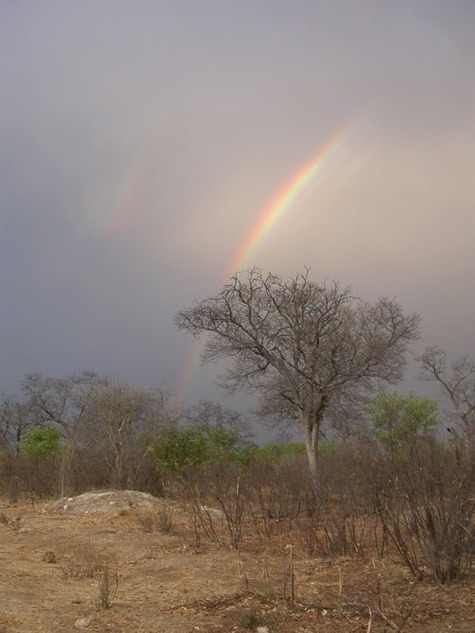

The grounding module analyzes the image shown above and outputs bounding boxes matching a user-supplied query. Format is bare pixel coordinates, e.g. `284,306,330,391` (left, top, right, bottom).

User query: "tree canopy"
370,390,439,457
176,269,420,488
19,425,62,461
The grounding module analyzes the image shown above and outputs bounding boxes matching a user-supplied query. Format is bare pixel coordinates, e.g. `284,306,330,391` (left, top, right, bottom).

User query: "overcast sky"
1,1,474,409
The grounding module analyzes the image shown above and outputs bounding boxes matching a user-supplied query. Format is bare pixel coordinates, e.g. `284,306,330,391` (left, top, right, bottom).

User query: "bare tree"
176,269,419,490
185,400,254,444
22,372,103,437
0,397,34,455
0,396,36,502
22,372,104,496
419,347,475,442
83,381,176,489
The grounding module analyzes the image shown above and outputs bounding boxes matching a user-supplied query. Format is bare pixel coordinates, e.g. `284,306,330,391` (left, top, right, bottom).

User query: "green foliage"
151,424,241,472
242,439,337,464
151,427,339,472
245,441,306,463
370,391,439,456
19,425,62,460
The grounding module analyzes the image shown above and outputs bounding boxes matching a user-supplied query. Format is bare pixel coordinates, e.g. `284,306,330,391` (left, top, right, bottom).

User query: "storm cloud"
1,1,474,405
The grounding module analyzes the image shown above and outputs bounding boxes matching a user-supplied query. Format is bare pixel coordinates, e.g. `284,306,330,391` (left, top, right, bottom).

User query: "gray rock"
74,616,94,629
48,490,161,514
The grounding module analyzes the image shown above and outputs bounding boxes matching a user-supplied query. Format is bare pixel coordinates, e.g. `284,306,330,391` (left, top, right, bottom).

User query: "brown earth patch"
0,495,474,632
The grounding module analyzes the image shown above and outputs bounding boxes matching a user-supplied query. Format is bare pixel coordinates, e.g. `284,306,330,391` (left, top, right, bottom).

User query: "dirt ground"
0,494,474,633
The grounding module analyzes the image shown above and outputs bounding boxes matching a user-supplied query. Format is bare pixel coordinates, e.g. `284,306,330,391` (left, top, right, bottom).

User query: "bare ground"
0,493,474,633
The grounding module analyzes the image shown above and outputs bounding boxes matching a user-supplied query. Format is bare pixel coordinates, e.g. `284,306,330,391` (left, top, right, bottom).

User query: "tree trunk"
303,421,320,497
59,437,75,499
7,455,18,504
113,444,124,489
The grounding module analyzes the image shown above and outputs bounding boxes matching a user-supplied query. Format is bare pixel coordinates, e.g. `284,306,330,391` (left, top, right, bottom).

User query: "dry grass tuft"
136,508,174,534
96,564,119,609
59,541,113,579
238,607,264,629
157,508,174,533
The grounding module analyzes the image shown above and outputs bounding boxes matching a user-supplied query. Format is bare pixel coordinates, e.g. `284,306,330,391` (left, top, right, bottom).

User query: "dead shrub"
296,514,319,557
60,541,111,579
369,440,475,582
238,607,267,629
136,508,174,534
186,463,246,548
292,446,375,558
136,509,155,533
157,508,173,533
187,493,222,546
295,512,358,558
96,564,119,609
246,458,314,540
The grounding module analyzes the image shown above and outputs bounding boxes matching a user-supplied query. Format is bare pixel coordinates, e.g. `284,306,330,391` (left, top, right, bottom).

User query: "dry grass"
97,565,119,609
0,496,474,632
58,540,116,579
136,507,174,534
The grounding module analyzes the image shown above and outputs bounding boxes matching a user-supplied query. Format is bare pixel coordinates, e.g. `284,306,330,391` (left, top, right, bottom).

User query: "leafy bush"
150,424,242,472
243,440,336,464
246,441,306,463
370,391,439,457
19,426,62,461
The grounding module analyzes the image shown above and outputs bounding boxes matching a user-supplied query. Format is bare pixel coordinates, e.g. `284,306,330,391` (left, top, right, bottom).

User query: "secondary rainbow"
227,131,344,275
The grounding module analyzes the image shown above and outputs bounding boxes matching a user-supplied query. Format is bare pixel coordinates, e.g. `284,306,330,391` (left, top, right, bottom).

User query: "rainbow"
177,130,346,404
227,131,344,275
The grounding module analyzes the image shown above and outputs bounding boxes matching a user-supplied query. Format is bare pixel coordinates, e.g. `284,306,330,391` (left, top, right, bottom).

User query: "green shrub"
150,425,242,472
19,426,62,461
246,441,305,463
369,391,439,458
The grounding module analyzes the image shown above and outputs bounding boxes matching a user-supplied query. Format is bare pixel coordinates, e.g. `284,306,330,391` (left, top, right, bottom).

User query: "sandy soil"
0,494,474,633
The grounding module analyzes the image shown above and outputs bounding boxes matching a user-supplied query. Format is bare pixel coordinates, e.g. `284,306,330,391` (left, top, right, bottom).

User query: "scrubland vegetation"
1,402,474,631
1,270,474,631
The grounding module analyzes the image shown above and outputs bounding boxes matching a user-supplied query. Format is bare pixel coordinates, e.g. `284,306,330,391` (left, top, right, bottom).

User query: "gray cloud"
0,1,473,405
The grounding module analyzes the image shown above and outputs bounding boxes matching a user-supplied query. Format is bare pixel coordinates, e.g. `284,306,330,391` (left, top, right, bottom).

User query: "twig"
366,607,373,633
237,550,249,591
377,607,401,631
262,557,271,595
284,544,296,608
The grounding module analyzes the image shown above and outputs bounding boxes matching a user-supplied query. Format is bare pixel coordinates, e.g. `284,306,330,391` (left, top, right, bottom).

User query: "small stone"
42,550,57,564
74,616,93,629
256,627,270,633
